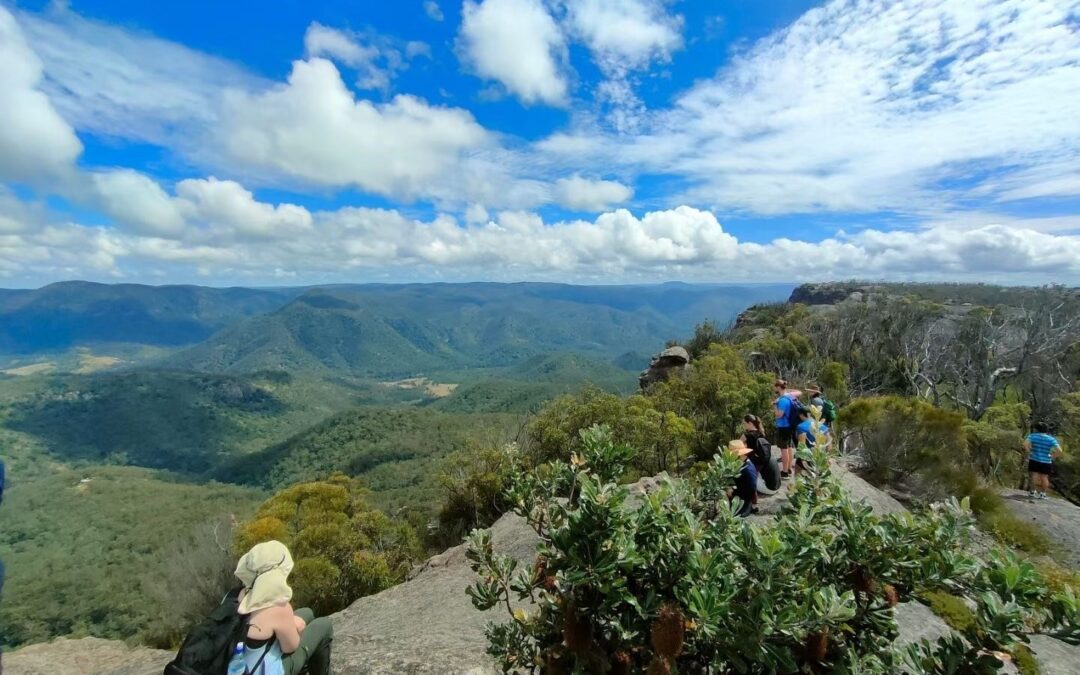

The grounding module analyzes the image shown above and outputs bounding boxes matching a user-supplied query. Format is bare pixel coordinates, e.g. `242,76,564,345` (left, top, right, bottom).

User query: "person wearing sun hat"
235,540,333,675
727,439,759,518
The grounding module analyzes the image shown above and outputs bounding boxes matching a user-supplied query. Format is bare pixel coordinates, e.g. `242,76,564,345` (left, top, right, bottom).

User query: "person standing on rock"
1024,422,1063,500
773,379,798,479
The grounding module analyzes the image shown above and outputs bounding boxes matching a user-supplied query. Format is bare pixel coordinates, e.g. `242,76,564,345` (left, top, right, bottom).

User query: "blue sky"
0,0,1079,287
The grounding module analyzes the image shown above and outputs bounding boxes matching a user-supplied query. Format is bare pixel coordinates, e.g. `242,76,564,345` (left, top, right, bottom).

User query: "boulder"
330,511,537,674
3,637,172,675
639,345,690,389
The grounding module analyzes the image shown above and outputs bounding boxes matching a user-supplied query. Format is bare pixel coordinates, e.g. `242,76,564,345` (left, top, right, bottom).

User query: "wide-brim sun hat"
727,439,754,458
235,540,294,614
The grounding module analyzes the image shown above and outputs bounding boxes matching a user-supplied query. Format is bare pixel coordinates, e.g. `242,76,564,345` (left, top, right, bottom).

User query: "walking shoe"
1028,490,1037,499
1038,492,1049,500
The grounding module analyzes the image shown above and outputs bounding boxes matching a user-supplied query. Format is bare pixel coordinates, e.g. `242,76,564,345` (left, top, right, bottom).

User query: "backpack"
164,587,268,675
785,394,807,428
820,398,837,425
750,434,772,468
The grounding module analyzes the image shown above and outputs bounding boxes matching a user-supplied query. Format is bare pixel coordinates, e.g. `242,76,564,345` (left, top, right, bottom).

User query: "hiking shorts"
1028,460,1053,476
776,426,795,449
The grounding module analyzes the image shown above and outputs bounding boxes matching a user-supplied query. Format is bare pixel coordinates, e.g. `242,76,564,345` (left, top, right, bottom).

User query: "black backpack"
163,587,273,675
750,434,772,467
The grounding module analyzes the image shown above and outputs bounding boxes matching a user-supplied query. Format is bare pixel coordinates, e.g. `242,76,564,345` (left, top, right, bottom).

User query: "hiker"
235,541,333,675
796,407,817,451
773,379,799,478
742,414,781,492
1024,422,1063,500
793,406,818,475
727,440,758,518
806,385,836,449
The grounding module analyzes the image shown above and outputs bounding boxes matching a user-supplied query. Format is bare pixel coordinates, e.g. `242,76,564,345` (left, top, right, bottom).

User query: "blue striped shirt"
1027,433,1060,464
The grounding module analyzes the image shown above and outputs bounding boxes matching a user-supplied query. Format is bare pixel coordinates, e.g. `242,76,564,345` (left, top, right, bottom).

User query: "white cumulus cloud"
91,170,186,237
554,175,634,211
459,0,569,106
175,177,314,241
219,58,491,197
561,0,682,69
4,203,1078,285
0,7,82,181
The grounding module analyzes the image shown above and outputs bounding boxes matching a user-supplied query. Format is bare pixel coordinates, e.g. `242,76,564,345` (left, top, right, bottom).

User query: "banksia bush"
466,429,1080,674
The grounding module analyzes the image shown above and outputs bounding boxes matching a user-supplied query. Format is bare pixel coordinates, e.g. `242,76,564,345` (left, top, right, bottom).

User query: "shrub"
467,427,1078,672
234,474,421,614
964,402,1030,487
841,396,968,494
1053,391,1080,502
434,442,519,547
528,387,694,475
649,343,773,459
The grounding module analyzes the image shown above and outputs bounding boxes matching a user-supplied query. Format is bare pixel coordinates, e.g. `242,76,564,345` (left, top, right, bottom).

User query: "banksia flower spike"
645,655,672,675
610,650,632,675
563,603,593,655
650,603,685,659
849,565,877,595
805,628,830,664
883,584,899,608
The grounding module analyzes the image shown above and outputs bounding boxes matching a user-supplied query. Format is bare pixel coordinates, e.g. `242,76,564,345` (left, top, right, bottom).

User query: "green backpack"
821,398,837,425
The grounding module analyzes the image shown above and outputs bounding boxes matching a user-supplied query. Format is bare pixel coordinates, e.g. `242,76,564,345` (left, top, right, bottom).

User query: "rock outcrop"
999,489,1080,569
8,469,1079,675
788,283,864,306
3,637,172,675
638,345,690,390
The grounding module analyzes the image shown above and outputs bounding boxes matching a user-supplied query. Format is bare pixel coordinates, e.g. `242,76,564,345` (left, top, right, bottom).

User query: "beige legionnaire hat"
235,540,294,614
727,439,753,458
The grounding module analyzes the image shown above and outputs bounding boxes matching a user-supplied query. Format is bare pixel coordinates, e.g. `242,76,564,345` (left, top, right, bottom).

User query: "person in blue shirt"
796,409,817,451
1024,422,1063,500
773,379,796,478
793,408,818,476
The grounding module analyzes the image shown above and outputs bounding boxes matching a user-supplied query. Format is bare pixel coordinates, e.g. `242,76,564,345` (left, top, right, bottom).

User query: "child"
1024,422,1064,500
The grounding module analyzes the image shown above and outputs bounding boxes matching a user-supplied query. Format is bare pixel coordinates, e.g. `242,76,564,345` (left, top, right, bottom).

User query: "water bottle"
226,641,246,675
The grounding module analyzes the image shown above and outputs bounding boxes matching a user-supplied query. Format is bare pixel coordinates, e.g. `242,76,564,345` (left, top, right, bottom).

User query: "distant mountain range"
0,281,303,353
164,283,795,377
0,280,792,376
